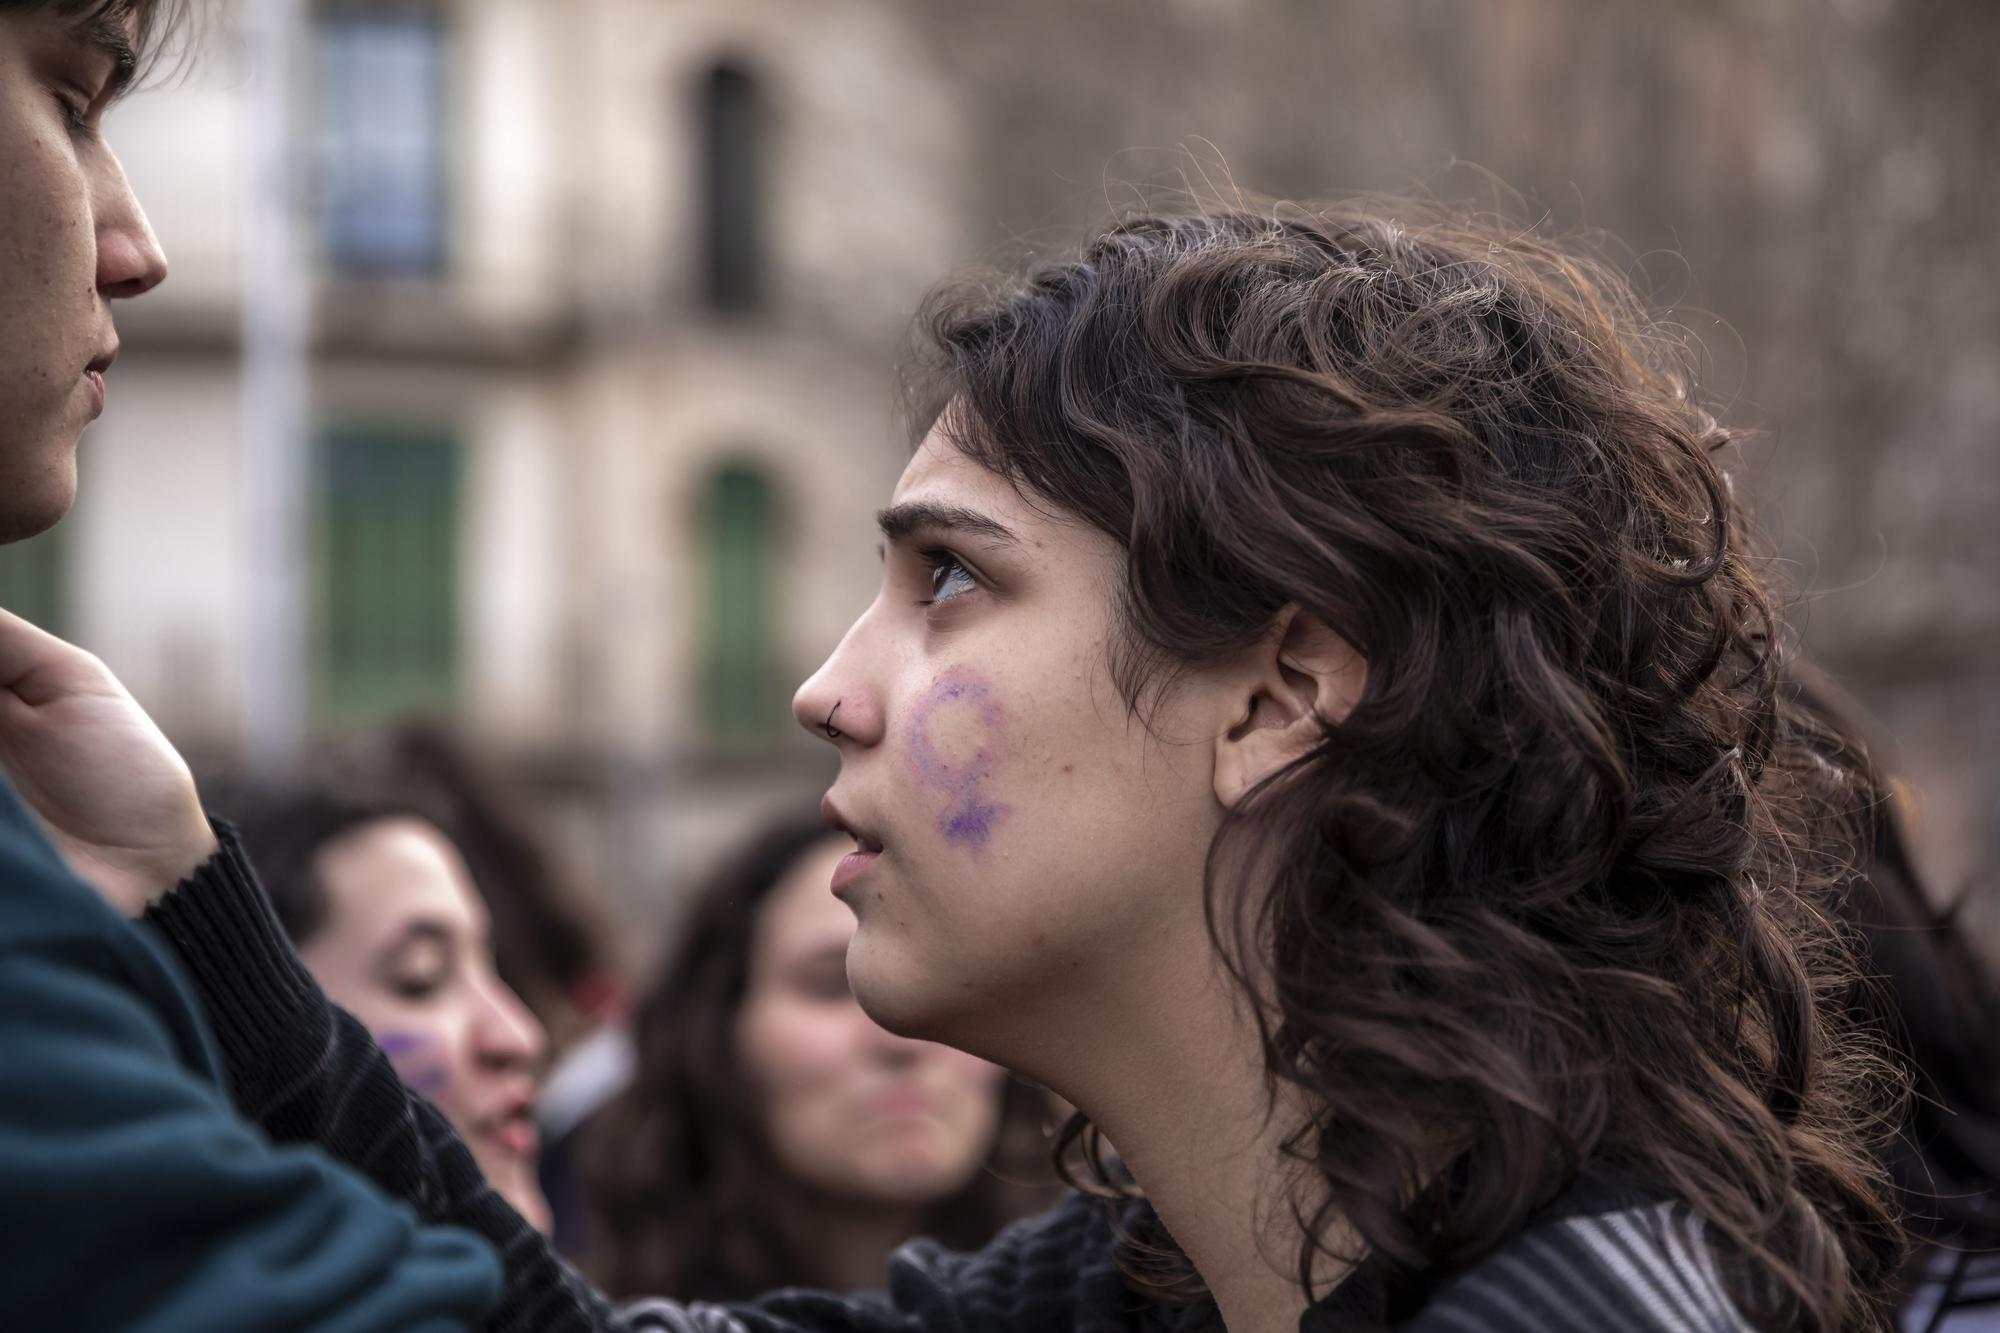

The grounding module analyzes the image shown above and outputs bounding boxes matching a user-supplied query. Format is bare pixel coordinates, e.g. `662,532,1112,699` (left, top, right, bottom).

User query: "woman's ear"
1213,607,1366,809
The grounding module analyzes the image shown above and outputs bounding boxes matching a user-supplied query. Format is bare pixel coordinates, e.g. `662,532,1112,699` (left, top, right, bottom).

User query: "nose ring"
824,701,842,739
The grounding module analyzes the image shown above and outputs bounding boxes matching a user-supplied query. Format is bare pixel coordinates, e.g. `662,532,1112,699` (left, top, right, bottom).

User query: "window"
700,463,779,751
698,60,765,313
315,6,449,277
0,527,65,637
314,426,461,722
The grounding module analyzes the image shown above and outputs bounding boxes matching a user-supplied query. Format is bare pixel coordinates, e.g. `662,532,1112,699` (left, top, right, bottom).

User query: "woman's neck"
1031,947,1353,1333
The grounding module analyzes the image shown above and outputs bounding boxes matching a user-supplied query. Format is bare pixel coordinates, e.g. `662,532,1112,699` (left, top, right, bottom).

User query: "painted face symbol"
377,1029,452,1097
907,671,1011,855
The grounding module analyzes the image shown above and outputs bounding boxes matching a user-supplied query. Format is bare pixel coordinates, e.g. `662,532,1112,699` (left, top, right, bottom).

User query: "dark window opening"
699,60,765,313
316,6,450,278
700,462,779,750
314,424,462,722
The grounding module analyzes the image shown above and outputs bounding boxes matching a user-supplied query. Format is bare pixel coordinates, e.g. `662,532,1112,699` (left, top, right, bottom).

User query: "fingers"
0,607,113,708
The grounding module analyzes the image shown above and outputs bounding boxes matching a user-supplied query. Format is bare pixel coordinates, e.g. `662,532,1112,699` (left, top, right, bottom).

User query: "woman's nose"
793,651,883,748
94,153,169,299
473,977,547,1072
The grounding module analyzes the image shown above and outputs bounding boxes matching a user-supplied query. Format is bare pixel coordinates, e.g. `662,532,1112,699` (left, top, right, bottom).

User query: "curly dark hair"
581,814,1058,1301
907,199,1907,1330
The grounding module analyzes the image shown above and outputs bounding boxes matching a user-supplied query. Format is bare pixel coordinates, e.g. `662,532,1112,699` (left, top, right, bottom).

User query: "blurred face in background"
0,9,167,542
736,836,1006,1209
299,816,552,1231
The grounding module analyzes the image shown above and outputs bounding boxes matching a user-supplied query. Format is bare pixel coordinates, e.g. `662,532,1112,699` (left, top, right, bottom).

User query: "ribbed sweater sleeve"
142,821,622,1333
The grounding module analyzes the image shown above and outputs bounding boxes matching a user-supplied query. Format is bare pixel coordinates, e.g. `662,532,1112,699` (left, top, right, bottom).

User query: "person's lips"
870,1085,935,1118
822,794,885,896
472,1095,540,1159
831,848,880,896
820,794,884,851
82,345,117,419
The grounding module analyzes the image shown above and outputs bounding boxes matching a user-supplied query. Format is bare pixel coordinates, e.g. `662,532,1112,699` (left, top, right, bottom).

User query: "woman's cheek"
376,1026,454,1099
906,670,1012,858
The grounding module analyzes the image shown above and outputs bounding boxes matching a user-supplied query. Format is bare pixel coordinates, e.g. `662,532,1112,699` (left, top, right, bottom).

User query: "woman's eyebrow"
875,500,1020,548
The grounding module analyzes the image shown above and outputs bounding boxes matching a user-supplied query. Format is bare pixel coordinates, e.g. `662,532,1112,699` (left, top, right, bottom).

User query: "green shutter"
0,528,66,637
314,426,461,722
702,464,778,751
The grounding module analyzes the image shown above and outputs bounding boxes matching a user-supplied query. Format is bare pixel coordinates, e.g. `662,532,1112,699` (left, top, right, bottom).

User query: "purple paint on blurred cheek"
377,1028,451,1096
907,671,1010,855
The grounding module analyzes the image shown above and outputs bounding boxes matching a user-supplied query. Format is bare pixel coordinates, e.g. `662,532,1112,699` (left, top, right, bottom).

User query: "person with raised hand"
0,4,501,1328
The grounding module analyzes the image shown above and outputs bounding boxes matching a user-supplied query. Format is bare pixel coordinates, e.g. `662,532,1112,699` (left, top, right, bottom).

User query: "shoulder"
0,774,106,949
0,774,219,1073
1402,1193,1761,1333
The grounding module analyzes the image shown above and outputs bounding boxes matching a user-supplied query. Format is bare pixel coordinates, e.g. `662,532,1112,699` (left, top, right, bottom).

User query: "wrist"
157,820,221,901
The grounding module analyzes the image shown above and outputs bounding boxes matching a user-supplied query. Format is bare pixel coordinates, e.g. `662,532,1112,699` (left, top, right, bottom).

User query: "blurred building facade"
1,0,1992,957
7,0,977,948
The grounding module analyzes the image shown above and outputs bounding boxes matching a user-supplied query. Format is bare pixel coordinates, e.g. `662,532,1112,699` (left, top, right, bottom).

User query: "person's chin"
480,1151,552,1232
0,447,80,544
846,930,949,1042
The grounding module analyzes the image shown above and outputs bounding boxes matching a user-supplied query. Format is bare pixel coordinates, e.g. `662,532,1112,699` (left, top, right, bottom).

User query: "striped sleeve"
1406,1202,1756,1333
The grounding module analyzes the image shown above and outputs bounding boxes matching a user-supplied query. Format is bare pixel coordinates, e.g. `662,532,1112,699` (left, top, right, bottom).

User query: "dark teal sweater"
0,778,503,1332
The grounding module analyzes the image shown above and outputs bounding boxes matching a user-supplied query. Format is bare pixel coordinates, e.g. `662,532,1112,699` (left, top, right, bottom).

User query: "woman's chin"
845,937,941,1040
478,1150,552,1233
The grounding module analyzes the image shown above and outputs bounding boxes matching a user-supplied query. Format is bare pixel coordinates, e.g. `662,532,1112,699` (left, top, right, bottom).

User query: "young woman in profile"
223,786,555,1232
115,197,1909,1331
580,815,1054,1300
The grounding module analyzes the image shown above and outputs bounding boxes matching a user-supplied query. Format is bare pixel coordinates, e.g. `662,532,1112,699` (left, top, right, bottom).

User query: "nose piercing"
824,701,842,739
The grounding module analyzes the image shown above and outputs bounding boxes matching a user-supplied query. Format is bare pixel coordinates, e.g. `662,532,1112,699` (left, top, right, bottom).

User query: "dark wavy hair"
907,199,1906,1330
582,815,1057,1301
211,784,417,944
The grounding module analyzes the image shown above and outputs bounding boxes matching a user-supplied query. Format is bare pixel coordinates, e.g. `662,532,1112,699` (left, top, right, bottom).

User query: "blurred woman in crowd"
229,788,554,1232
582,814,1053,1300
349,723,624,1051
346,724,631,1251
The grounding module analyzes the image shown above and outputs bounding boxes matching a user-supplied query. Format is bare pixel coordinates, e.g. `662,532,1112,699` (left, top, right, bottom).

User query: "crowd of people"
1,3,1997,1331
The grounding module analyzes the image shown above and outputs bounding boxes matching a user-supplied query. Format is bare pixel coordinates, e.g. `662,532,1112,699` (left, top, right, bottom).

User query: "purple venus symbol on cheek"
376,1029,451,1097
906,670,1010,856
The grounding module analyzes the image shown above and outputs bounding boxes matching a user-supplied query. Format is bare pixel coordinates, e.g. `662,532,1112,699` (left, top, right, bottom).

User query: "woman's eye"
388,971,447,1002
919,550,977,605
55,93,90,132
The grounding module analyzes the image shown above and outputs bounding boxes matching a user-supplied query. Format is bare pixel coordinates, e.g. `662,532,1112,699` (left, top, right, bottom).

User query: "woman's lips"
83,369,105,419
831,849,880,896
870,1086,934,1118
491,1116,538,1157
473,1103,540,1158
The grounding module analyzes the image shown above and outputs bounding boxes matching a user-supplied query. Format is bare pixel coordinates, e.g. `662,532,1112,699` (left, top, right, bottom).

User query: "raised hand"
0,608,216,916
